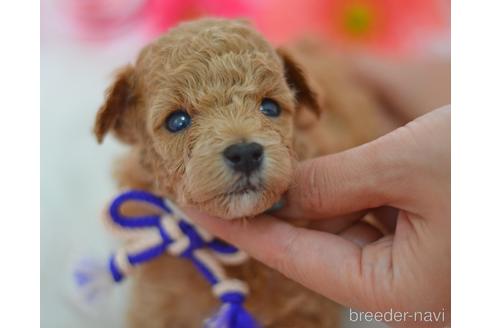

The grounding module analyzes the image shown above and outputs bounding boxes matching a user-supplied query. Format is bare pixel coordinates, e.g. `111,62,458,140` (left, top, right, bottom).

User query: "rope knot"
73,190,259,328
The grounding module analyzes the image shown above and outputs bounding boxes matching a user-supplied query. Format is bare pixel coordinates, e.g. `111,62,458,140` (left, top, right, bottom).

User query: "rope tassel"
73,190,261,328
73,257,114,305
205,292,260,328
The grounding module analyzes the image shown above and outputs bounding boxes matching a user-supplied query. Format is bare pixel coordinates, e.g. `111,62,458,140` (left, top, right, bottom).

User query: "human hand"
186,106,450,327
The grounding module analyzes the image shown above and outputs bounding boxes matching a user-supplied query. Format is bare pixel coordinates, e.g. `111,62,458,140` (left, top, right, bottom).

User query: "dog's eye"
260,98,281,117
165,110,191,133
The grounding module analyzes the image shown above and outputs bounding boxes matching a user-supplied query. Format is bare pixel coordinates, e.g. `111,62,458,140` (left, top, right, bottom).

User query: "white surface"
41,24,139,327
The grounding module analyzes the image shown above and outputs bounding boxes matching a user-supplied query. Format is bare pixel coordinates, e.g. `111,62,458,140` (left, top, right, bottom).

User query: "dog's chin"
223,190,265,219
194,187,283,220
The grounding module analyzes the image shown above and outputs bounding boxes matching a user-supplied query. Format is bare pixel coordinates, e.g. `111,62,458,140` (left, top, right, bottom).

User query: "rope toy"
73,190,261,328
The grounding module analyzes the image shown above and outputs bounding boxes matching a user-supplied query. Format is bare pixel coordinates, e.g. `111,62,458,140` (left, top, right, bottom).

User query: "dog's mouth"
227,183,259,196
190,168,287,219
226,177,263,196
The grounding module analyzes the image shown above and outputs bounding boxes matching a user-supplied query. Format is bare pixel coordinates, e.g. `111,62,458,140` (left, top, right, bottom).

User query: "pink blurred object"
257,0,450,55
58,0,449,55
58,0,148,40
143,0,255,35
58,0,255,41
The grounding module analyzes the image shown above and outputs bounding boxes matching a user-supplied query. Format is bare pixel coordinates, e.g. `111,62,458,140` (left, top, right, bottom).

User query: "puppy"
94,18,392,327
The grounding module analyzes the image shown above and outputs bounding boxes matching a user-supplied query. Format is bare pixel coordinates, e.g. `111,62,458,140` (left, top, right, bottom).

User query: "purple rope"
106,190,260,328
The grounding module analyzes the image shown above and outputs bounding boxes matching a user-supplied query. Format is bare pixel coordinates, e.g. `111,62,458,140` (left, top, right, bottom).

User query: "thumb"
279,124,412,220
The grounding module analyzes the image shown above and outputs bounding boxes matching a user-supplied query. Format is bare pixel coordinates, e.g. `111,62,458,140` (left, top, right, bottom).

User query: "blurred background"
41,0,450,327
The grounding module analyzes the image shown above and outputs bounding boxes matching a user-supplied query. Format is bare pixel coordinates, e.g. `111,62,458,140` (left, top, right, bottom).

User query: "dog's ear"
94,65,139,144
277,49,321,124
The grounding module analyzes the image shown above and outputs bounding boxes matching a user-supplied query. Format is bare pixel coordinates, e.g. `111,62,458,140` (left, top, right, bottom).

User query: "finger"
280,107,450,222
338,221,383,247
277,128,409,221
186,209,372,308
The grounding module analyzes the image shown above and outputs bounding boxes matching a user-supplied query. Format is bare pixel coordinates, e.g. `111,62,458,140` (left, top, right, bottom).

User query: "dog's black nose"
223,142,264,174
